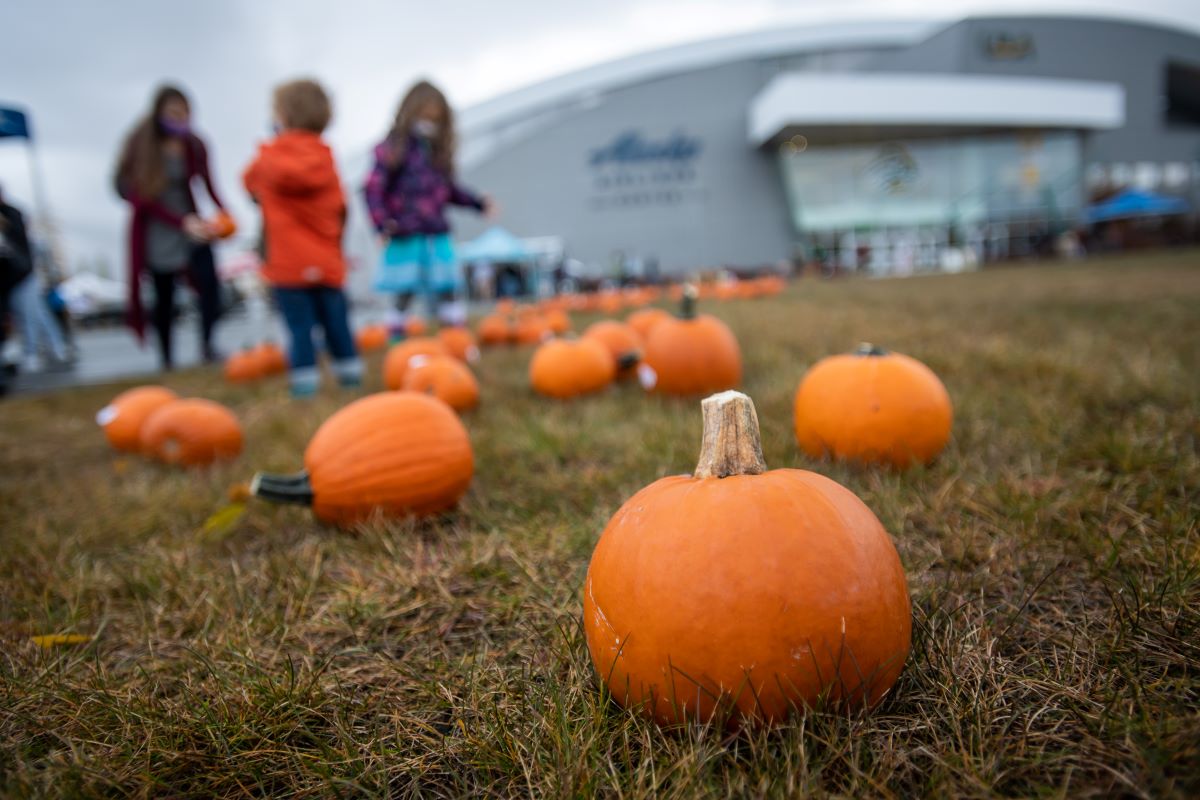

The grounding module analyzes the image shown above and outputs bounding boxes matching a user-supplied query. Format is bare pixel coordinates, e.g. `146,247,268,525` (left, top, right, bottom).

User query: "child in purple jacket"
364,80,492,339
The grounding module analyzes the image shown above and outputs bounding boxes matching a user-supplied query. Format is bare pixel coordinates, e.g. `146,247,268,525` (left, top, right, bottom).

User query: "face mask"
412,118,439,138
159,117,190,138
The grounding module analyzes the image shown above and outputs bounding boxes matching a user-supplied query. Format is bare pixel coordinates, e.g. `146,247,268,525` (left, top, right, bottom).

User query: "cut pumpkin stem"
694,390,767,479
855,342,889,357
680,283,699,320
616,352,641,371
250,470,314,506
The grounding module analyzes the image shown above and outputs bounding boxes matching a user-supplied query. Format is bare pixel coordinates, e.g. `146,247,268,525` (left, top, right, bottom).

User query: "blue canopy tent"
1086,189,1190,224
458,226,532,262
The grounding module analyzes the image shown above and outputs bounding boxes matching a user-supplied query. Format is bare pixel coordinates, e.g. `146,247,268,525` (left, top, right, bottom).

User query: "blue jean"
272,285,361,394
11,274,68,361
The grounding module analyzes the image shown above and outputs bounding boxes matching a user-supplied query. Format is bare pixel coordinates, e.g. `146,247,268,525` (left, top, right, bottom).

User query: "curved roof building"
455,13,1200,274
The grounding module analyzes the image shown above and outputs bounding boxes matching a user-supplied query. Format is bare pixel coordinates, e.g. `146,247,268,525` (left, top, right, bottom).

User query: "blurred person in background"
114,84,228,370
0,184,71,374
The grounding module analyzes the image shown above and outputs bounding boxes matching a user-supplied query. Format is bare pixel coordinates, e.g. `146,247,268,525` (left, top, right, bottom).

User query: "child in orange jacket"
243,79,361,396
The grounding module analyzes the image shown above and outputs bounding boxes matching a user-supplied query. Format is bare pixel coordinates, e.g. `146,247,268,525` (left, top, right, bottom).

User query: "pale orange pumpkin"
794,344,952,467
224,349,264,383
513,315,553,346
625,308,671,342
543,308,572,335
529,337,615,399
139,398,243,466
97,386,179,452
356,324,389,353
583,320,642,379
383,337,450,390
402,354,480,412
437,327,481,363
640,286,742,395
253,341,288,376
405,317,429,337
584,391,911,726
477,314,513,346
251,392,473,525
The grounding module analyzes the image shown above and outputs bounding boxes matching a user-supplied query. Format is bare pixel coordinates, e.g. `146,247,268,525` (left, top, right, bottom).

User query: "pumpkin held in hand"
640,285,741,395
583,320,642,379
97,385,179,452
529,338,615,399
583,391,911,727
140,398,243,466
208,210,237,239
402,355,480,413
383,337,450,390
794,344,952,468
251,392,473,525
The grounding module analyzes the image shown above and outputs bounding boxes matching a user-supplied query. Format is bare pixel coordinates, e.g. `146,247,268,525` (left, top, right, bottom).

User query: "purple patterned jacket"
363,135,484,238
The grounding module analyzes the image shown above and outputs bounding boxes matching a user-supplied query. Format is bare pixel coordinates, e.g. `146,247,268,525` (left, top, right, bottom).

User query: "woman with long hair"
364,80,493,339
114,84,228,368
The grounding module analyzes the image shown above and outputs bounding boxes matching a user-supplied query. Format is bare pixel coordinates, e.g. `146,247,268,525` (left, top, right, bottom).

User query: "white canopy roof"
749,73,1125,146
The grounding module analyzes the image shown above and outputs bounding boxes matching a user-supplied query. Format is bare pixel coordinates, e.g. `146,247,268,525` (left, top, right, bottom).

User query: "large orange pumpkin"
437,327,481,363
251,392,473,525
356,324,389,353
224,348,264,383
584,391,911,727
529,337,615,399
477,314,512,346
583,320,642,379
641,286,742,395
402,354,480,412
97,385,179,452
626,308,670,341
139,398,243,466
383,337,450,390
794,344,952,467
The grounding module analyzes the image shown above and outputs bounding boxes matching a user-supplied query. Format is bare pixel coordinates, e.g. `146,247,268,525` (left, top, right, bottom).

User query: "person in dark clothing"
1,185,70,375
114,85,228,369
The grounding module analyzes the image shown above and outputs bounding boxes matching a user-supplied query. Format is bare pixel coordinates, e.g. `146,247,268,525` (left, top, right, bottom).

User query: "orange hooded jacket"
243,131,347,288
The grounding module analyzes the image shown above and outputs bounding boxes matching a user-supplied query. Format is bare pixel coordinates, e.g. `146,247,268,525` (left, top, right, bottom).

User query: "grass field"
2,251,1198,798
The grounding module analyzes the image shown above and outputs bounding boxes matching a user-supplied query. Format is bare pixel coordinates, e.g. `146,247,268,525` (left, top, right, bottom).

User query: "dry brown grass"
2,250,1198,798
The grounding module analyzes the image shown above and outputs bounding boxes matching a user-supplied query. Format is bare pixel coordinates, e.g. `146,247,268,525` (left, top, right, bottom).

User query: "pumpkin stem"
680,283,699,320
694,390,768,479
250,470,314,506
855,342,889,357
616,352,640,371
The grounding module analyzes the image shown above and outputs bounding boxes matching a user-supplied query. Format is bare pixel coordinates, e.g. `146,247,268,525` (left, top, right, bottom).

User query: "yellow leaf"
31,634,92,648
202,503,246,537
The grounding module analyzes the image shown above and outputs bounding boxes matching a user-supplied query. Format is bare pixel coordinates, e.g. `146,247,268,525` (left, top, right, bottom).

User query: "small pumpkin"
477,314,512,346
625,308,671,343
544,308,572,335
251,392,473,525
140,398,243,466
356,324,389,353
402,354,480,412
383,337,450,390
253,341,288,376
529,337,615,399
597,291,624,314
405,317,429,337
640,286,742,396
224,348,264,383
794,343,952,467
513,315,553,346
437,327,481,364
208,210,237,239
583,320,642,379
97,385,179,452
584,391,911,726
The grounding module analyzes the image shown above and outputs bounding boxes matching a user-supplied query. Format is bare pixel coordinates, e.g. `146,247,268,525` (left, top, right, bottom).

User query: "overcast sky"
1,0,1197,276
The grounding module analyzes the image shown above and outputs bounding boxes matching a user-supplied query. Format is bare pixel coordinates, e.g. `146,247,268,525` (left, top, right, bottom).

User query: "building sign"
982,32,1035,61
587,130,705,210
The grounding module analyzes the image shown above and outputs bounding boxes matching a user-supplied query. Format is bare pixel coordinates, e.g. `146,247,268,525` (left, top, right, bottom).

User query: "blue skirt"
374,233,461,294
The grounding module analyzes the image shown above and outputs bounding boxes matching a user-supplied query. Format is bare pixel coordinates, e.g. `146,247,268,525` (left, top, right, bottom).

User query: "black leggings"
151,245,220,368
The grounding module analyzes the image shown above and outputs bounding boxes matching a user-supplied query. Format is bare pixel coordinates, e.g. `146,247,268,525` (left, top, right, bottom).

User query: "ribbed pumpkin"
513,315,553,346
529,337,615,399
402,355,480,412
356,324,389,353
140,398,243,466
641,286,742,395
437,327,481,363
584,391,911,727
383,337,450,390
583,320,642,379
626,308,671,341
251,392,473,525
253,341,289,376
794,344,952,467
224,348,264,383
97,385,179,452
544,308,572,335
477,314,512,346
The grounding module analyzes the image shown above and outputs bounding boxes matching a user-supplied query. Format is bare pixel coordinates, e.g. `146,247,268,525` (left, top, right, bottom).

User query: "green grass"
2,250,1198,798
